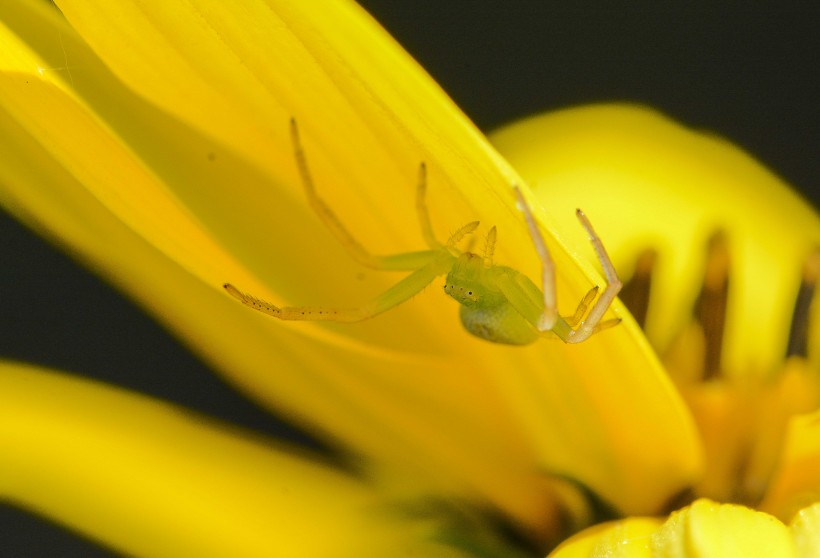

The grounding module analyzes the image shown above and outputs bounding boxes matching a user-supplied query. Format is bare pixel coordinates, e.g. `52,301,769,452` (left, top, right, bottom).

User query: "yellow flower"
492,105,820,555
0,2,814,558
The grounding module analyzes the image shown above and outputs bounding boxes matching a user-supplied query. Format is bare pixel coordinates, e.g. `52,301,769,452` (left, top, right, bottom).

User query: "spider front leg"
223,254,453,323
291,119,442,271
513,187,622,344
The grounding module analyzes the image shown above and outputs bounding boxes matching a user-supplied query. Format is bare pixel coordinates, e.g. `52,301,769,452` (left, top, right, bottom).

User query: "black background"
2,3,818,556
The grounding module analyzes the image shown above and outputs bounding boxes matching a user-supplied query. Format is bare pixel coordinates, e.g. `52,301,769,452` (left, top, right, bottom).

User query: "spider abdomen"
459,303,538,345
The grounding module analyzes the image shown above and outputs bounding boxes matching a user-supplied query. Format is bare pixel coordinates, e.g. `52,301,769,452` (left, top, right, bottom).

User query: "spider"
224,120,621,344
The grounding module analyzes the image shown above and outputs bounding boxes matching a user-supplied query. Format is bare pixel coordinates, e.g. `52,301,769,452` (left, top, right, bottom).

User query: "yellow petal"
0,19,537,543
0,1,700,537
653,499,794,557
491,104,820,379
790,503,820,558
550,500,798,558
760,409,820,522
684,359,820,504
549,518,662,558
53,0,519,220
0,361,470,557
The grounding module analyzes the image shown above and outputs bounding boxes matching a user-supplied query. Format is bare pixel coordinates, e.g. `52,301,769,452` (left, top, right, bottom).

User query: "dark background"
2,3,818,555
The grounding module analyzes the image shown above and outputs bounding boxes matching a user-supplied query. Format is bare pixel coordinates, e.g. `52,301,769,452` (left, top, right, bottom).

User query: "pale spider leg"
590,317,622,334
290,119,434,271
291,119,376,267
566,209,622,343
513,188,622,343
564,286,599,328
513,187,558,330
415,162,445,249
223,254,452,323
484,226,498,266
492,268,548,326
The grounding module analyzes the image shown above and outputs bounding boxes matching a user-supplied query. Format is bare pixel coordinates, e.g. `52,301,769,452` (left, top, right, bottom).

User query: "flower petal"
683,359,820,504
550,500,797,558
0,361,473,558
0,2,559,536
491,104,820,379
0,1,700,536
760,408,820,522
52,0,522,239
549,518,662,557
790,503,820,558
653,499,793,557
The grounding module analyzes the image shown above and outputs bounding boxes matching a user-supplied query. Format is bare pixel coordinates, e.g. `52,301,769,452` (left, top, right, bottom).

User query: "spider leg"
483,226,497,266
567,209,622,342
513,188,622,344
514,187,558,331
291,119,434,271
564,286,599,328
563,287,620,333
416,162,446,250
223,254,452,322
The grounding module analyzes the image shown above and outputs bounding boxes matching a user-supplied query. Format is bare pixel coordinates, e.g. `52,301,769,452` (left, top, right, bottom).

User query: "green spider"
224,120,621,344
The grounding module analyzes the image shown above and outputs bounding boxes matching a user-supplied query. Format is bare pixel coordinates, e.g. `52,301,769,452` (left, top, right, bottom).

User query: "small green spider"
224,120,621,344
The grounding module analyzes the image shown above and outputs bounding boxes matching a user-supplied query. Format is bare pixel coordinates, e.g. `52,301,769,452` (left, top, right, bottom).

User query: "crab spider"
223,120,621,344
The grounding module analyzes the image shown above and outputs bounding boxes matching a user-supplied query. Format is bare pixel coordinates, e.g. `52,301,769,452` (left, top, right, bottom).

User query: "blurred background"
1,2,817,555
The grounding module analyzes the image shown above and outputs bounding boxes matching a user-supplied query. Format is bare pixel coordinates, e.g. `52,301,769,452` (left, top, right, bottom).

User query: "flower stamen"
619,248,657,329
787,249,820,358
694,231,731,380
